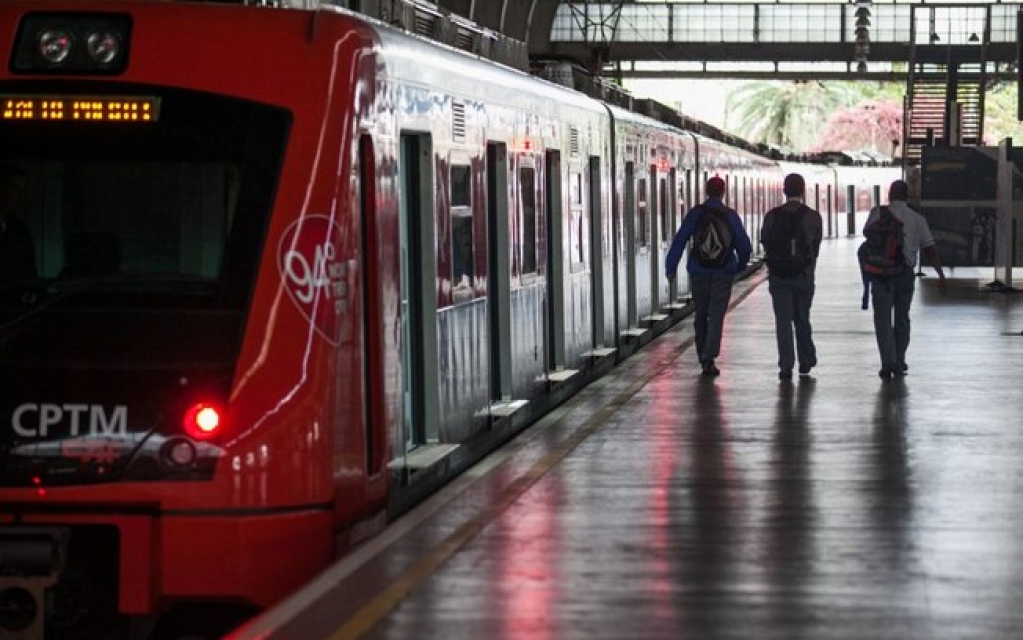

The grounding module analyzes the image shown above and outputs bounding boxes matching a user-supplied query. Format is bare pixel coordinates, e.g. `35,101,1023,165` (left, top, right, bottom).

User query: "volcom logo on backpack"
858,206,907,277
693,204,732,267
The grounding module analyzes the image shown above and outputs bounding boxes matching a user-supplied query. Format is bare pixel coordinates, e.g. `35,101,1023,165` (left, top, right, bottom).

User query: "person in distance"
665,176,752,377
760,173,823,381
862,179,947,379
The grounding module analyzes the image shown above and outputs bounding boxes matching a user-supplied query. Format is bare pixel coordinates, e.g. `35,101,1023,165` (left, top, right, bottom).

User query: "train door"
826,183,833,237
545,149,565,372
648,163,660,316
742,176,751,233
685,169,694,215
487,142,512,404
635,171,651,323
676,168,694,303
588,156,607,348
623,161,637,330
653,166,675,313
662,168,678,310
397,133,439,456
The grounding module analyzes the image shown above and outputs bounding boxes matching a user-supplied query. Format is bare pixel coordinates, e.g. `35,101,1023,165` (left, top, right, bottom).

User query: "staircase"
904,69,947,163
902,4,989,166
904,58,986,165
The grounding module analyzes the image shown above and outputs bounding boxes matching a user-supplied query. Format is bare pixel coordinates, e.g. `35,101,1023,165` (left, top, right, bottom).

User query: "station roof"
425,1,1021,81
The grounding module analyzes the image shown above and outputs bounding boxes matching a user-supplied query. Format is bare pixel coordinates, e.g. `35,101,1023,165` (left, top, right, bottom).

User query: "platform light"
11,13,131,74
853,0,871,74
854,4,871,28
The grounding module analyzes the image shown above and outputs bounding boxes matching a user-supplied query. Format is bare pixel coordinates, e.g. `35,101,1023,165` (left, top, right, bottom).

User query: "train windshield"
0,84,288,365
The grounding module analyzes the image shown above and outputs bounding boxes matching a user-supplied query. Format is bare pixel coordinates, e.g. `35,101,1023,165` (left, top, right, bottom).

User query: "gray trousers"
768,273,817,372
869,272,916,370
691,273,734,362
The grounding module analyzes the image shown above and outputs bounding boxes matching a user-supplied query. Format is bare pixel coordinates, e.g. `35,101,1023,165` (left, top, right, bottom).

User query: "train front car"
0,2,381,637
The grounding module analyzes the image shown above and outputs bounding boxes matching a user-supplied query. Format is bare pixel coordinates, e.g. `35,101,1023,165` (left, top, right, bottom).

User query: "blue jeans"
869,272,916,371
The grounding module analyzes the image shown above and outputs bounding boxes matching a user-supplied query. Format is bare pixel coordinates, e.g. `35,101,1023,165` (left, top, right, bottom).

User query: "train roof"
324,4,607,120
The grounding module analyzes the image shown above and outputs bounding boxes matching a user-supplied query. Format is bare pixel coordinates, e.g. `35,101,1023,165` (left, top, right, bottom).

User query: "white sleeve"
917,213,935,248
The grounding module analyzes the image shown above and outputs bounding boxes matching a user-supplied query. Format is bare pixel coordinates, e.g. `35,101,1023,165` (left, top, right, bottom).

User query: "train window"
685,170,693,212
570,172,584,272
450,165,474,303
520,167,537,275
0,85,287,366
451,165,471,208
637,178,648,249
659,178,670,243
570,173,582,207
576,210,585,267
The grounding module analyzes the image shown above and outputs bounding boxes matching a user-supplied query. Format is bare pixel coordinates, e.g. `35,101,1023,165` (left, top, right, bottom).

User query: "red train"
0,1,893,638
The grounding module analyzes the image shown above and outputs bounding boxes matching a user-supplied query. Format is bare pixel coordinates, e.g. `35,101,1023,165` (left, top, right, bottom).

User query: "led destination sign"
1,95,159,122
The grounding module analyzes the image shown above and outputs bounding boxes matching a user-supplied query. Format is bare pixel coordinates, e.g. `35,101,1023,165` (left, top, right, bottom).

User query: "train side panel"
371,27,613,478
605,106,694,350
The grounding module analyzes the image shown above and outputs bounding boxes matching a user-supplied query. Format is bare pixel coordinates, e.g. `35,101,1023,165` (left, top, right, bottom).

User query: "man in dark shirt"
760,173,823,380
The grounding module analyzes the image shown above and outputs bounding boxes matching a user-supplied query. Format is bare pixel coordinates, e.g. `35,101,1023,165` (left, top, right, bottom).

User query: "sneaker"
779,369,792,380
798,364,813,377
702,359,720,376
878,368,893,379
895,363,908,376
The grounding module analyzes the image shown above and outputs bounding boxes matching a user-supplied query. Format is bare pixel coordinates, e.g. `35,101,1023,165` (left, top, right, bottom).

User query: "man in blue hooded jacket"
666,176,752,376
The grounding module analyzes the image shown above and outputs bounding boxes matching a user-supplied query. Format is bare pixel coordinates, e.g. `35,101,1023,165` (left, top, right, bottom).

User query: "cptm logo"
11,403,127,438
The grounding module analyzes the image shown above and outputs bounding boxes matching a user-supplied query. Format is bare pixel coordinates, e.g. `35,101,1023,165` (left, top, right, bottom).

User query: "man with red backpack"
760,173,823,381
860,179,947,379
666,176,752,377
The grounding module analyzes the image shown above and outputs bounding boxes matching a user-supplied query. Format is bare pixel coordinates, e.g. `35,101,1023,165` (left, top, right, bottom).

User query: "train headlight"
86,32,121,64
37,29,72,64
11,14,131,74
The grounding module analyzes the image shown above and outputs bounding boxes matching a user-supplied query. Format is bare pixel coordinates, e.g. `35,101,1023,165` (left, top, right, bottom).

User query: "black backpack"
693,203,733,267
764,203,812,278
858,206,907,277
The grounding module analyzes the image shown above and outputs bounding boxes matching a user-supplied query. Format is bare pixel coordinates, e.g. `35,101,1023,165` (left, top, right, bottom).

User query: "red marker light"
183,403,224,440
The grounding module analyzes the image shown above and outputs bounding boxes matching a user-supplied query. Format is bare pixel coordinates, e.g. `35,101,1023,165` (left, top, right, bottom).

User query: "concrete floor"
239,234,1023,640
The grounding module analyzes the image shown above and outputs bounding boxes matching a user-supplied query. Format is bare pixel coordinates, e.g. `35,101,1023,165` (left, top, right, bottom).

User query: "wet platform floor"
237,235,1023,640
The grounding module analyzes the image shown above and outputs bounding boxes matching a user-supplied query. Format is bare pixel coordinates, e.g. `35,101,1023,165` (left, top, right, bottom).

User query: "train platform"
234,232,1023,640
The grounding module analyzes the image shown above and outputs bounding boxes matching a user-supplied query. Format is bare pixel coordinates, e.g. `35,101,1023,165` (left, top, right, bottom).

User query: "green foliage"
983,81,1023,145
725,81,856,150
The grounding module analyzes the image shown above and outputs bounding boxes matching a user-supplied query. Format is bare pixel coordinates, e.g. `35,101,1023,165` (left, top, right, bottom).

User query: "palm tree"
725,80,858,151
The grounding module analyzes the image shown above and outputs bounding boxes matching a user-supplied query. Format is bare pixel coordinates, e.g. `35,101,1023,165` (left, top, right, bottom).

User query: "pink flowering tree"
810,100,903,157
